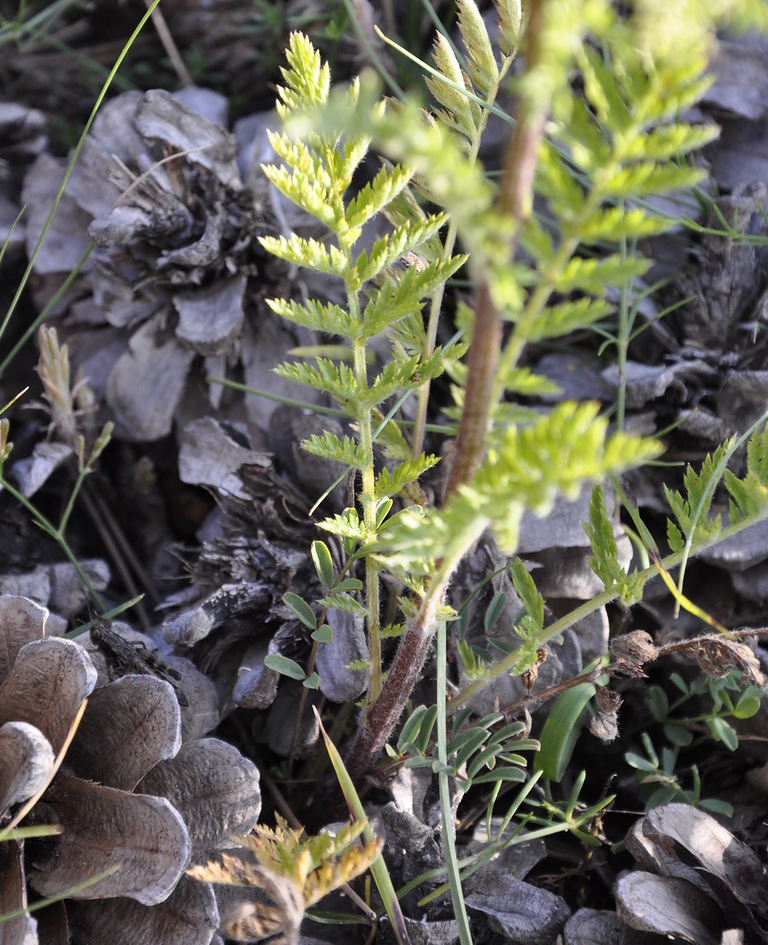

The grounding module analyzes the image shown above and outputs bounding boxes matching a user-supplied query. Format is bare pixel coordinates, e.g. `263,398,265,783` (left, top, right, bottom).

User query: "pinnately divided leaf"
426,34,478,144
495,0,523,55
261,157,341,230
275,32,330,114
318,510,368,544
725,428,768,522
456,0,500,96
302,431,366,468
374,455,440,500
345,164,414,231
259,234,340,275
375,402,662,566
585,484,644,605
274,359,358,408
360,255,467,338
266,297,358,339
366,350,446,406
664,444,729,552
553,254,649,295
524,296,614,340
349,215,449,289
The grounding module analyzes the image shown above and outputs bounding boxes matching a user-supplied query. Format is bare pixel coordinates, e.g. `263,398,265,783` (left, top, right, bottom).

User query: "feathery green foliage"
375,402,660,574
586,485,645,606
245,16,768,933
259,31,467,701
726,428,768,521
665,447,728,553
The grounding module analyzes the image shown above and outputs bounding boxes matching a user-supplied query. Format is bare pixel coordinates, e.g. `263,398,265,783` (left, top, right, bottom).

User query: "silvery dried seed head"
610,630,659,677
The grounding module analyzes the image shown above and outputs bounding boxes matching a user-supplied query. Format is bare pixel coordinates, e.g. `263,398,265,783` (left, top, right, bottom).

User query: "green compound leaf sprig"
259,32,467,703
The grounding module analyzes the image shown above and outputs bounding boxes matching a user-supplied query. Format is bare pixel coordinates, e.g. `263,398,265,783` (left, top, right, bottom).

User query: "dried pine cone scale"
29,776,190,905
0,841,34,945
63,674,182,792
23,87,295,443
66,875,220,945
0,634,97,758
0,595,262,944
0,720,55,812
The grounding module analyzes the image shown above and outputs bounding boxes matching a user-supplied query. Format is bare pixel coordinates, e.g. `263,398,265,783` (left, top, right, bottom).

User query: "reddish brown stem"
345,587,443,786
442,0,547,499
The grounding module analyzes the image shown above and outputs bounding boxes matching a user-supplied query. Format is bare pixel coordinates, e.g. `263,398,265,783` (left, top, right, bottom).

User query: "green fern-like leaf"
259,233,341,274
526,297,614,340
585,484,644,605
274,359,358,408
574,206,672,244
509,558,544,644
266,297,358,338
426,34,480,146
345,163,414,230
480,401,662,515
275,32,330,115
625,123,720,162
303,431,366,468
374,456,440,500
495,0,523,55
456,0,500,97
376,402,662,565
603,161,704,199
553,254,649,295
318,509,368,544
349,215,449,289
663,445,729,551
321,592,368,615
360,255,467,339
725,428,768,522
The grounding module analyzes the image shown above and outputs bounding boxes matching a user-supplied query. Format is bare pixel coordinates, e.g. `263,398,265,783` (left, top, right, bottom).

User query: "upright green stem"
351,290,383,703
347,0,555,784
615,230,631,431
436,618,473,944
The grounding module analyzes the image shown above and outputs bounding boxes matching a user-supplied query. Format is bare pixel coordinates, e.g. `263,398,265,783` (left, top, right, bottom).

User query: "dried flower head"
188,816,382,945
683,634,765,688
589,685,622,742
610,630,659,677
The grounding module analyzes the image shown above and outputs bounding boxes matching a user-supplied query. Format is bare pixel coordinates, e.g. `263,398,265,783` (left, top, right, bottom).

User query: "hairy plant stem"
351,288,383,702
346,518,486,785
347,0,553,784
443,0,547,499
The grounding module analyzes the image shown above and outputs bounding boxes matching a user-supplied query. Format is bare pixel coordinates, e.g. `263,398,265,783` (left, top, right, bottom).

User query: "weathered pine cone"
0,594,261,945
565,803,768,944
159,416,369,760
22,87,305,443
